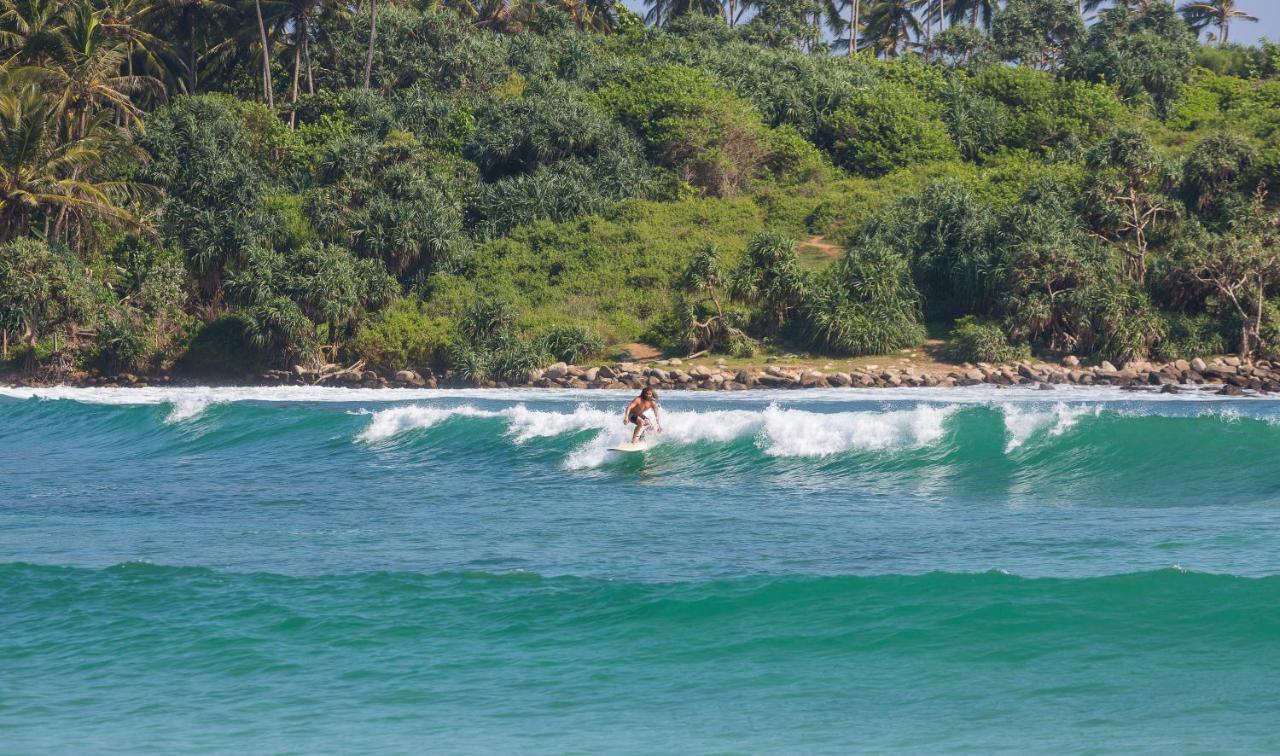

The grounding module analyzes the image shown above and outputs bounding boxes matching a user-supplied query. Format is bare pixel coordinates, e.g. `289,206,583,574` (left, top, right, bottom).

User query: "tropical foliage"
2,0,1280,380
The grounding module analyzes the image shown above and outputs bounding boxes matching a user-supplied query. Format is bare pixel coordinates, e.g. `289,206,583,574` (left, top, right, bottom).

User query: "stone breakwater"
513,356,1278,396
13,356,1279,395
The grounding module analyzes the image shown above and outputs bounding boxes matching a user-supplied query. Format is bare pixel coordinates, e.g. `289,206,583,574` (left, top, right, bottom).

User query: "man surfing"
623,388,663,444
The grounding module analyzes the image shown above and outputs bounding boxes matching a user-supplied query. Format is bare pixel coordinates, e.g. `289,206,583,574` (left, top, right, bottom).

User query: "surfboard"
608,441,648,453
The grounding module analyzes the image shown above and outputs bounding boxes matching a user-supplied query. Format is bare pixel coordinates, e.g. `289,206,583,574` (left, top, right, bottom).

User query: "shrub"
730,232,810,334
1064,3,1196,113
598,64,770,196
803,245,926,356
946,316,1030,363
446,297,551,382
818,82,957,177
538,324,604,363
353,300,455,370
178,314,267,374
94,314,149,372
1153,313,1228,361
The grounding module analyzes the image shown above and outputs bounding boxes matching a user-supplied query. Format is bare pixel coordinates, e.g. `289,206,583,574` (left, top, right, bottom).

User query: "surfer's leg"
631,417,646,443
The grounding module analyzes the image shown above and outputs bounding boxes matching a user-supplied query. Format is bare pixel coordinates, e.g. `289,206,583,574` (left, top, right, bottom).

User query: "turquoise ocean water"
3,385,1280,753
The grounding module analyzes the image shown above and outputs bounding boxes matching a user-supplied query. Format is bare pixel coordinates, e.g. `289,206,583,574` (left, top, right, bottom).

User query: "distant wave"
7,561,1277,635
357,402,957,467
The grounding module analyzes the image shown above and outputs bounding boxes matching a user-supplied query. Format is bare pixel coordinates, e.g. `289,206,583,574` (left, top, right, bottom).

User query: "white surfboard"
608,441,648,453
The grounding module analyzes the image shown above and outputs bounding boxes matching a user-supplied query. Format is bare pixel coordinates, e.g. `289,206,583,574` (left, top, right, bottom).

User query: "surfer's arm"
653,404,663,432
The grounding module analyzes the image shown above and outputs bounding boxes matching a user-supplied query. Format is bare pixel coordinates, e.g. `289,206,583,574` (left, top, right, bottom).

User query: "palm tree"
864,0,922,57
0,0,69,67
643,0,721,26
99,0,172,105
154,0,234,94
945,0,998,29
0,76,144,244
561,0,627,31
49,2,160,136
824,0,869,54
272,0,344,125
1180,0,1257,45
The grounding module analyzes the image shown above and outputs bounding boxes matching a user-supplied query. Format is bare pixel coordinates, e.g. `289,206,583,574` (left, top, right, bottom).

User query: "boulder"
584,367,600,382
1223,356,1243,367
544,362,570,380
1100,361,1118,373
689,365,713,379
395,370,417,384
597,365,616,380
1061,355,1080,367
1191,357,1208,373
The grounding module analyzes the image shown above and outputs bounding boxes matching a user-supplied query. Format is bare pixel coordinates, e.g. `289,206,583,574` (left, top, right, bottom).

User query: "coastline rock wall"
12,356,1280,397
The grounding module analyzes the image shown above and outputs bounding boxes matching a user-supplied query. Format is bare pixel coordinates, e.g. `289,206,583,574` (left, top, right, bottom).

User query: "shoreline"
3,355,1273,397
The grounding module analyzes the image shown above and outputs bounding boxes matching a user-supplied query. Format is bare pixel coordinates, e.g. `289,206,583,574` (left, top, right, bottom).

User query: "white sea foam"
356,404,501,442
357,401,962,468
164,397,214,424
759,404,953,457
1001,402,1099,452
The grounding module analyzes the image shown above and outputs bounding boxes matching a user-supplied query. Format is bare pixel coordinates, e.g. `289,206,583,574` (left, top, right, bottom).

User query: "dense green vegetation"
2,0,1279,379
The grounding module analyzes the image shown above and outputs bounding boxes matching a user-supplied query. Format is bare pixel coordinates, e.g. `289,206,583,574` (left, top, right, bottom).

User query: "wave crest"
358,402,961,468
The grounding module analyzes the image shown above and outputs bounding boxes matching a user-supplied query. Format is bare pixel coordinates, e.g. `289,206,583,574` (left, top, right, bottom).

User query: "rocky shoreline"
7,355,1279,396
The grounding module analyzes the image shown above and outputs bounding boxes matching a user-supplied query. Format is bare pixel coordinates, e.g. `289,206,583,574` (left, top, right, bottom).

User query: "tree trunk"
849,0,857,54
304,20,314,95
256,0,273,107
290,36,301,128
363,0,377,88
188,14,198,94
2,329,7,361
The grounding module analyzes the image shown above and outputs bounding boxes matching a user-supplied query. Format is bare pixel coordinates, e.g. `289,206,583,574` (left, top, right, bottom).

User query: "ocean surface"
4,384,1280,754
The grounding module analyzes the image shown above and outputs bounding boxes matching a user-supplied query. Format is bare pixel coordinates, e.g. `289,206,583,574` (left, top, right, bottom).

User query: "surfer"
623,388,663,444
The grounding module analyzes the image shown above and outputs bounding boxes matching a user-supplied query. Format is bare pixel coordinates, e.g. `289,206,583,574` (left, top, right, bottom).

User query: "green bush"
538,324,604,363
802,246,926,356
598,64,771,196
94,315,149,372
353,300,455,370
178,314,268,374
819,82,957,177
945,316,1030,363
445,297,551,382
1153,314,1228,361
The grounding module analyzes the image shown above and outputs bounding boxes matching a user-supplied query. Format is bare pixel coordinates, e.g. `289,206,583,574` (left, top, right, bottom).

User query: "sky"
622,1,1279,45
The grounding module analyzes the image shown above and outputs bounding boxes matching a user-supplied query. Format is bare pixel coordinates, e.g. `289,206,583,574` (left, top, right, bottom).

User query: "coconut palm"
864,0,922,57
98,0,172,104
49,2,160,136
946,0,998,29
643,0,722,26
0,76,144,243
0,0,69,66
153,0,234,94
1179,0,1257,45
912,0,946,41
561,0,627,32
824,0,869,54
